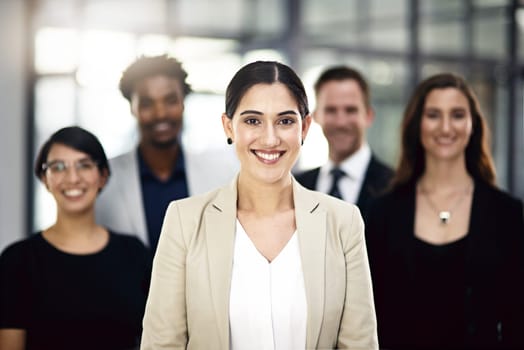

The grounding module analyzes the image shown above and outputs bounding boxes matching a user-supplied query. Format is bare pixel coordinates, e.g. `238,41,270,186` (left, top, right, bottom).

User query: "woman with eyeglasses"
0,126,151,350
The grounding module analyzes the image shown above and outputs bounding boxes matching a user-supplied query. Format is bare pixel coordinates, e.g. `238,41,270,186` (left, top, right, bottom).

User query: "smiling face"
130,74,185,148
222,82,311,186
42,143,107,217
314,79,374,164
420,88,473,164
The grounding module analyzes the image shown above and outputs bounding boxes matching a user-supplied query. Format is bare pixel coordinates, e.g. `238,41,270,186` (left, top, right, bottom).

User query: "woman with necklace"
140,61,378,349
366,73,524,349
0,127,151,350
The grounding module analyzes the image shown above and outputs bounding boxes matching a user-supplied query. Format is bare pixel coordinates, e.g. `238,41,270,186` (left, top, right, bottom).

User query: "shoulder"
106,232,152,264
108,149,137,170
169,187,223,213
368,183,413,215
475,181,523,215
295,181,362,228
367,155,394,178
294,167,321,190
109,231,148,250
0,234,42,265
477,181,521,203
294,167,320,180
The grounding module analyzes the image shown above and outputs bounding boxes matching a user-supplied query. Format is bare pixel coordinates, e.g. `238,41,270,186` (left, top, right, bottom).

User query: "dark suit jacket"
366,180,524,349
295,155,393,220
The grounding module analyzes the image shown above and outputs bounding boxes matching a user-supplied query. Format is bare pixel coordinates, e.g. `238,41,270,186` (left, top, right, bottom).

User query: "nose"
261,124,280,147
64,165,81,182
440,115,451,133
154,102,167,119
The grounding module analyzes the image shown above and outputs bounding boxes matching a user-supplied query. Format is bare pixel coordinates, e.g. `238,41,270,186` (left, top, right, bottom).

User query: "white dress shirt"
229,220,307,350
316,143,372,203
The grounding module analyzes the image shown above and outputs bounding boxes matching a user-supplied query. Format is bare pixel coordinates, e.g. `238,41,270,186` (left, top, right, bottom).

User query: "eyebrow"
239,110,298,116
46,156,92,163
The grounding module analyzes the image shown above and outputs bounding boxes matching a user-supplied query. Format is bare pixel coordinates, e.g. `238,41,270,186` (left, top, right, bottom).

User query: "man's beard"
142,120,181,149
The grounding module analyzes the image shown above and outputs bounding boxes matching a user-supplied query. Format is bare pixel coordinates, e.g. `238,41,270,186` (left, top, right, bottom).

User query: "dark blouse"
366,180,524,350
0,232,151,350
411,235,469,349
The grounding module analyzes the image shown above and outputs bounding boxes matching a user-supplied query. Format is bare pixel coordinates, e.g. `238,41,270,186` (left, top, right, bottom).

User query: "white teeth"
153,122,170,131
64,189,83,197
436,138,454,145
255,151,280,161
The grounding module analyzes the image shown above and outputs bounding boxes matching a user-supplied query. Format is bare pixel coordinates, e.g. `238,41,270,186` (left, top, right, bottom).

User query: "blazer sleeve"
336,207,379,350
141,201,188,349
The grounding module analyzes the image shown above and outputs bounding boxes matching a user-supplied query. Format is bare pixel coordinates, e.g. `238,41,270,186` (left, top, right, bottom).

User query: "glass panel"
517,8,524,60
473,12,506,59
174,0,249,34
420,21,465,54
35,27,79,73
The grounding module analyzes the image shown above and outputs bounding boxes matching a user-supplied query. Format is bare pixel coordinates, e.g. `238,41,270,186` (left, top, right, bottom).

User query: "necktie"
328,167,345,200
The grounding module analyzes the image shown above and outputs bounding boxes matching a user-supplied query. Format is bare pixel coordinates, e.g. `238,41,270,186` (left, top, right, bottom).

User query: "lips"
145,120,179,133
63,189,84,198
253,150,285,163
435,136,456,145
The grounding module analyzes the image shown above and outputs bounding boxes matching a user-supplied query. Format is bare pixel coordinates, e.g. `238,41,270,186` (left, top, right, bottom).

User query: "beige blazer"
141,177,378,350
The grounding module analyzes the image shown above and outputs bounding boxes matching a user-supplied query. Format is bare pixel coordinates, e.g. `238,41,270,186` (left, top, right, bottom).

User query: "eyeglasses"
42,159,99,177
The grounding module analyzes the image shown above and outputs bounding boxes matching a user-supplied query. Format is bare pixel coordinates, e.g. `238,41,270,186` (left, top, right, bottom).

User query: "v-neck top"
229,220,307,350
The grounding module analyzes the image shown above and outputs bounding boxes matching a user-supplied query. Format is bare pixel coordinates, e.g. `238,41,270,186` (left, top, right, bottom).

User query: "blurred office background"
1,0,523,251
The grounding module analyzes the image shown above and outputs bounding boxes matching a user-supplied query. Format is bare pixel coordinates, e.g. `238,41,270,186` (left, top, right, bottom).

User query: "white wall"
0,0,28,252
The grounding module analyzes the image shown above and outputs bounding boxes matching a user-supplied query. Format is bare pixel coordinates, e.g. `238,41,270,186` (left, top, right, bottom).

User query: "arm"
336,207,379,350
0,329,25,350
140,202,188,349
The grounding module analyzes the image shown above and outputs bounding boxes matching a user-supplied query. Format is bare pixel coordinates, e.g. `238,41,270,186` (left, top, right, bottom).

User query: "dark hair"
34,126,110,180
224,61,309,119
392,73,496,188
119,55,191,102
314,66,371,109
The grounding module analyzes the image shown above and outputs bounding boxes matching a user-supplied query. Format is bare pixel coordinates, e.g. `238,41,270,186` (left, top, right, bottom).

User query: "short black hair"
314,66,371,108
119,55,191,102
35,126,110,180
225,61,309,119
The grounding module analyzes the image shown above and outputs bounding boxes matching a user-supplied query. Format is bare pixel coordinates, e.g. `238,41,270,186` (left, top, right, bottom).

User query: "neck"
51,210,99,240
237,173,294,215
139,142,179,179
420,157,472,192
329,142,364,165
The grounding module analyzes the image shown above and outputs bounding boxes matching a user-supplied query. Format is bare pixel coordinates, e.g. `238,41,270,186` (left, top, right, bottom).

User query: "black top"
411,235,469,349
0,232,151,350
366,180,524,349
138,147,188,252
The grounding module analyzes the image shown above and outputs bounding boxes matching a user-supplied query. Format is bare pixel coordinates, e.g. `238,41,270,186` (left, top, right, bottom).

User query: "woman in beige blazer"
141,61,378,350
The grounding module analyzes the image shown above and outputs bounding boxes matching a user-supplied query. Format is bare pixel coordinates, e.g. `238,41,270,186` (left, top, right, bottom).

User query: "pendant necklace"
419,183,472,225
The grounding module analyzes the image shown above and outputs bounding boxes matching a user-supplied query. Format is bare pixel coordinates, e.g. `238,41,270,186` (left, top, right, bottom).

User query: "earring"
301,139,304,146
227,137,233,145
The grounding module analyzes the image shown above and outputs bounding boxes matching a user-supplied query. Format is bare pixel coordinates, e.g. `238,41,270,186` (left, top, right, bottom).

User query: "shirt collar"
320,143,371,181
137,146,186,180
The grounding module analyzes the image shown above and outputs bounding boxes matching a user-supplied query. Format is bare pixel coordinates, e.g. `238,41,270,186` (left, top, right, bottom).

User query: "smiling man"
96,55,238,251
295,66,393,219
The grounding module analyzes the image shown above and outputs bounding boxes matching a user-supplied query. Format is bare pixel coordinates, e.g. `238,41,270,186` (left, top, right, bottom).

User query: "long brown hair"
391,73,496,189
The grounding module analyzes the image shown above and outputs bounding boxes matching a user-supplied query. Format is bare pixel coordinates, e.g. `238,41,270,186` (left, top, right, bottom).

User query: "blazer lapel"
204,178,238,348
120,151,148,242
293,179,326,349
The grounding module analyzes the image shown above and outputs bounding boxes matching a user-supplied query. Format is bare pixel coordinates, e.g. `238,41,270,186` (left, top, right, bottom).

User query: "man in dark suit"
295,66,393,219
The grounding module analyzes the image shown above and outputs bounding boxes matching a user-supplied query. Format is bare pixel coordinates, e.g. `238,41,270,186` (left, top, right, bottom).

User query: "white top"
229,220,307,350
316,143,372,203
